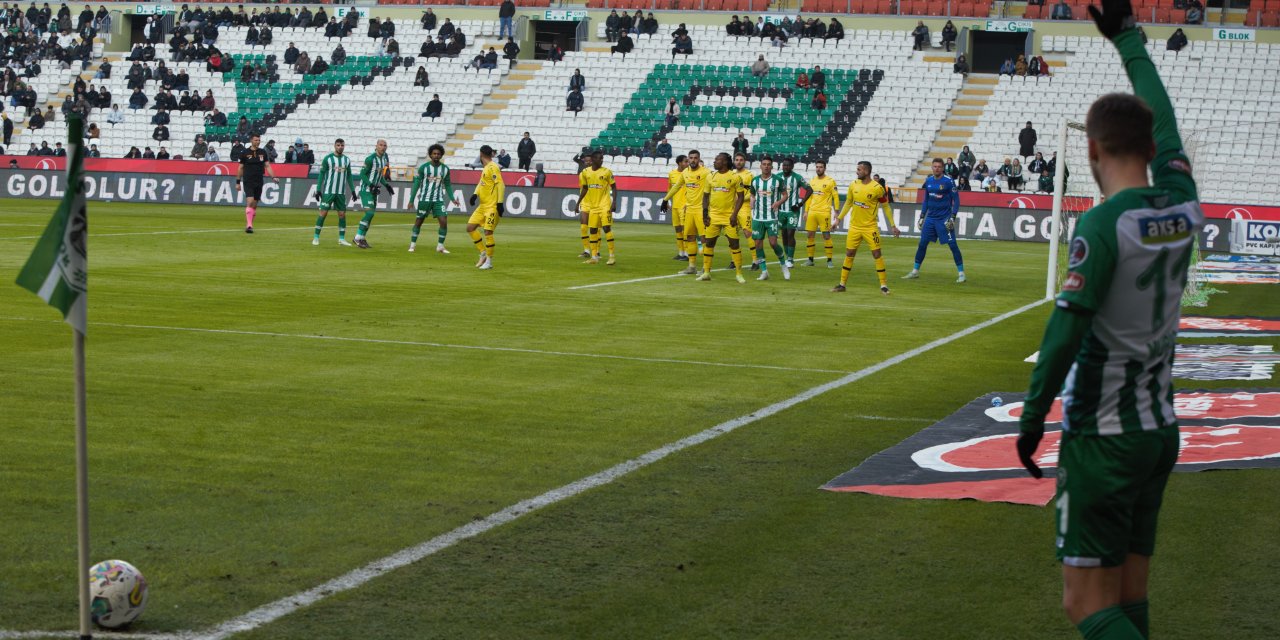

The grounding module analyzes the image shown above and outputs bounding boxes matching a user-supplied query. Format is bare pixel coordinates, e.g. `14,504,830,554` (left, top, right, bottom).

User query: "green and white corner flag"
16,114,87,334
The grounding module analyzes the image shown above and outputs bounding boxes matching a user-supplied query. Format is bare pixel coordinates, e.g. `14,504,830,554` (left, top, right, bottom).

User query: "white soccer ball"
992,396,1004,407
88,559,149,629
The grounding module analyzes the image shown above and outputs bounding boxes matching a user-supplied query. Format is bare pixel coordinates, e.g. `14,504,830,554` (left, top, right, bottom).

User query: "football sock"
1077,606,1144,640
676,234,685,256
437,225,447,245
840,255,854,286
411,220,423,244
772,242,786,263
580,224,590,252
337,216,346,240
1120,600,1149,639
806,239,816,259
875,256,888,286
687,247,698,269
914,238,929,266
484,235,495,257
357,211,375,238
702,249,714,274
948,240,964,268
824,236,834,261
755,243,767,265
730,248,743,275
588,228,600,257
469,228,485,253
914,261,922,271
313,215,326,239
605,230,615,254
245,206,255,228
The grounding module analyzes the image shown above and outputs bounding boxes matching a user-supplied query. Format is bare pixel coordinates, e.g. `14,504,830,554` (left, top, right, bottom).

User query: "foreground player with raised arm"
236,133,278,234
353,139,393,249
832,160,899,294
466,145,505,270
1017,1,1203,638
408,143,462,254
696,152,746,283
903,158,963,282
579,150,617,265
312,138,359,246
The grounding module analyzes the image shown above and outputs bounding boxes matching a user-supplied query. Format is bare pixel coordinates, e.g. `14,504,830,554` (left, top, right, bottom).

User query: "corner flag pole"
14,113,92,639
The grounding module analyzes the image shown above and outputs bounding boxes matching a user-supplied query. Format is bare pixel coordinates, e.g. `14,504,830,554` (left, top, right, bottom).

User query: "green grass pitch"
1,200,1277,638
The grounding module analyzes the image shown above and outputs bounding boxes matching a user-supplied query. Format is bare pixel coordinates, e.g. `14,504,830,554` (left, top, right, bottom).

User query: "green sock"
338,217,347,240
437,225,447,245
313,215,326,239
1120,600,1149,639
772,242,786,263
785,244,795,260
755,243,766,265
411,220,423,243
1077,606,1144,640
357,211,375,237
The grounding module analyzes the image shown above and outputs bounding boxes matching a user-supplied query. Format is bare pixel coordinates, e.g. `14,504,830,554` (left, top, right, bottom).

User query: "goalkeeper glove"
1087,0,1136,40
1015,428,1044,479
917,213,924,227
497,203,505,217
945,217,956,232
469,194,478,206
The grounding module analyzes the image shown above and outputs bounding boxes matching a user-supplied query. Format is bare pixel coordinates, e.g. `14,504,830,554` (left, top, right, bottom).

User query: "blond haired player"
832,160,899,294
697,152,746,283
734,152,758,269
668,154,689,260
661,149,710,275
578,150,617,265
804,160,839,268
466,145,505,270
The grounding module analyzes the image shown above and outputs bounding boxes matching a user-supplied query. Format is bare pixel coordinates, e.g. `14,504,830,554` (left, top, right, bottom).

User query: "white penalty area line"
21,296,1047,640
0,317,847,375
566,268,733,290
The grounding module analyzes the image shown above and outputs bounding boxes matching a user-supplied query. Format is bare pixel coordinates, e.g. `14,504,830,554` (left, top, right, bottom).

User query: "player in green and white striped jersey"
408,143,463,253
353,139,393,249
776,158,810,267
312,138,360,246
745,156,791,281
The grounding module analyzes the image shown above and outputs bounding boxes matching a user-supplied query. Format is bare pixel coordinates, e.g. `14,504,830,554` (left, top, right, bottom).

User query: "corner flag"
16,115,87,334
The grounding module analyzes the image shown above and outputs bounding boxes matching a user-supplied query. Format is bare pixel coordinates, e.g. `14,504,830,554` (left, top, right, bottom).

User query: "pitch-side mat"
1025,344,1280,381
822,390,1280,506
1180,316,1280,338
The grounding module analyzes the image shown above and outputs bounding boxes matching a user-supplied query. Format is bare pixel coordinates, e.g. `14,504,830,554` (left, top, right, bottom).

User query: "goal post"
1046,119,1097,300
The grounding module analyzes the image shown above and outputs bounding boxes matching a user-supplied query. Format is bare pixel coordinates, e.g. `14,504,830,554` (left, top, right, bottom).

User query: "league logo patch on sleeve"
1062,272,1086,291
1068,237,1089,268
1168,158,1193,175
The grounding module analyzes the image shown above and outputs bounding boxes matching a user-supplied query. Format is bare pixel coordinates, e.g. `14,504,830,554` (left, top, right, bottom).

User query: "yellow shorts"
671,202,686,227
737,209,752,231
805,210,832,233
704,212,742,240
846,226,882,252
683,207,705,237
585,206,613,228
468,206,499,231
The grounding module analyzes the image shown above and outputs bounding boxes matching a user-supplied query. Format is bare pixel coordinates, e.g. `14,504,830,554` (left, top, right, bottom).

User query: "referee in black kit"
237,134,280,233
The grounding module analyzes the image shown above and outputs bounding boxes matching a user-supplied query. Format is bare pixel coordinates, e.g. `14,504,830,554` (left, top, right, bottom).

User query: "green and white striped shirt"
412,161,453,204
777,171,809,210
317,153,354,197
359,152,390,192
750,174,785,223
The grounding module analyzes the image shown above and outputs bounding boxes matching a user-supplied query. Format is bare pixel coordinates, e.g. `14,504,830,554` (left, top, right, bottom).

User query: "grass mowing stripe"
173,296,1048,640
0,317,850,375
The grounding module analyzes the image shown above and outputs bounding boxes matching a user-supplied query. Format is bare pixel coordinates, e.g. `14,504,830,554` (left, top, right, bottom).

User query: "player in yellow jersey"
466,145,505,270
578,150,617,265
667,154,689,260
733,152,758,269
661,149,710,275
697,152,747,283
832,160,899,293
804,160,840,268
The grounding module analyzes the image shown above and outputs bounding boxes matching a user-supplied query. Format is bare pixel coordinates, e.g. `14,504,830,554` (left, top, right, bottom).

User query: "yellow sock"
676,231,685,255
806,239,816,259
606,231,615,254
469,229,485,253
841,255,854,286
484,236,495,257
580,224,590,251
731,248,743,274
588,229,599,256
875,256,887,286
688,245,698,268
703,250,714,274
825,237,834,261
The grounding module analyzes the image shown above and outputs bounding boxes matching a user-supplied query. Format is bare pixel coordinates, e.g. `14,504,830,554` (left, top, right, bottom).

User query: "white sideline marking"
0,298,1046,640
0,318,847,375
0,632,191,639
566,268,732,290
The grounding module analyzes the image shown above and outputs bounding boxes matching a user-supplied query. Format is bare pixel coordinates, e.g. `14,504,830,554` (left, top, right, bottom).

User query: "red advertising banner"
1,156,311,178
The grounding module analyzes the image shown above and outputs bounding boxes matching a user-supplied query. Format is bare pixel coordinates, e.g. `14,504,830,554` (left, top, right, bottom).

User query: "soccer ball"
88,559,149,629
991,396,1004,407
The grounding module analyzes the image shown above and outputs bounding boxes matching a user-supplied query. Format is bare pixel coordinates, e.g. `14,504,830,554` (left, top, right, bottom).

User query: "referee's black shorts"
242,179,264,200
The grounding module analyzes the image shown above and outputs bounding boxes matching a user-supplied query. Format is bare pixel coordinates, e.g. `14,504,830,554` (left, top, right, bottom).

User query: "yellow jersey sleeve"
667,170,686,207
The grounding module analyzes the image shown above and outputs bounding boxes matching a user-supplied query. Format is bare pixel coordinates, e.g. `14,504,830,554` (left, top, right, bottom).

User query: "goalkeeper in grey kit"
1017,1,1204,639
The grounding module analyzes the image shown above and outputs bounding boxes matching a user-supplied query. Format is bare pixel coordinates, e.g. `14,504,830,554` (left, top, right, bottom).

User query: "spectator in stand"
1028,151,1047,175
517,132,536,170
200,89,215,111
672,30,692,58
957,174,972,191
499,0,515,39
284,43,299,66
751,54,769,77
331,44,346,67
294,52,310,75
309,55,328,76
567,86,584,115
236,116,250,138
1186,0,1204,24
95,59,111,80
324,18,339,38
420,37,439,58
496,148,511,169
811,90,826,110
629,10,644,34
88,144,101,158
1015,53,1028,76
731,131,749,155
1028,55,1043,76
611,32,633,57
618,10,634,37
548,43,565,63
285,138,305,163
943,157,959,179
36,141,54,156
127,87,147,109
810,65,825,90
142,146,155,159
503,37,519,66
941,20,957,52
827,17,844,40
124,145,141,159
953,54,969,75
229,141,245,161
480,47,499,70
957,145,975,174
106,104,124,125
245,23,259,45
999,58,1015,75
178,91,196,112
423,94,442,119
151,108,169,126
156,147,169,160
240,62,254,83
2,115,13,146
1019,121,1037,158
28,109,45,130
300,144,315,166
379,17,394,40
26,144,38,156
1167,28,1188,52
1037,170,1053,193
414,66,430,87
982,173,1000,192
642,12,658,36
264,139,278,163
664,97,680,127
605,10,621,42
438,18,456,39
367,16,382,39
655,138,672,160
205,145,219,161
421,8,437,31
972,159,990,181
385,38,399,57
1035,55,1052,76
727,15,744,36
996,157,1014,186
1050,0,1072,19
569,69,586,92
1007,158,1024,191
912,21,929,51
796,69,809,88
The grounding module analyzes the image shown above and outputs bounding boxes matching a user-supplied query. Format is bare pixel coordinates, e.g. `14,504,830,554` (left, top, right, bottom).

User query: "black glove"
384,184,395,196
1015,429,1044,479
309,191,318,204
659,200,669,213
350,192,360,203
369,185,380,197
469,194,478,206
1087,0,1136,40
791,203,802,213
496,203,505,217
